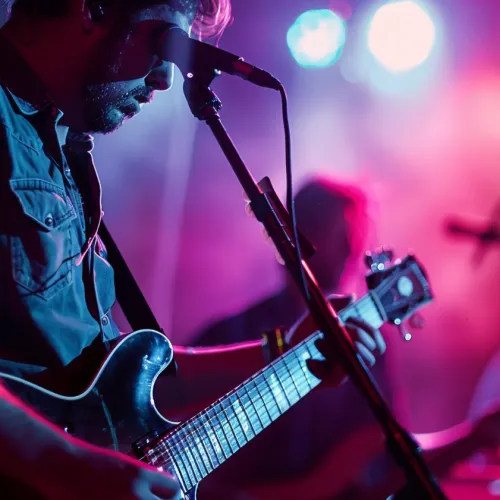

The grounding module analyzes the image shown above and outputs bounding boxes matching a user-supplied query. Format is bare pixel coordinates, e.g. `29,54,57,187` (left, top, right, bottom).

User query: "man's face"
80,4,191,134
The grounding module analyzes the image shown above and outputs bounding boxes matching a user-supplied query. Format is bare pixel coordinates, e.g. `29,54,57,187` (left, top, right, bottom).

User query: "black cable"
278,84,310,302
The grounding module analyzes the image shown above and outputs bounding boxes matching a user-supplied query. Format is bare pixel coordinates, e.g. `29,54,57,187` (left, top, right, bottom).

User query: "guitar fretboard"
148,293,384,492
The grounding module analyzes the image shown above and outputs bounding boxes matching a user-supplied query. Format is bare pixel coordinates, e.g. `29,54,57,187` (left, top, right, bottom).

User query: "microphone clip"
183,70,222,120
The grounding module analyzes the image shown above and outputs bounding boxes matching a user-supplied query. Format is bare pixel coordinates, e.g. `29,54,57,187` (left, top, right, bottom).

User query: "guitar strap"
98,221,177,376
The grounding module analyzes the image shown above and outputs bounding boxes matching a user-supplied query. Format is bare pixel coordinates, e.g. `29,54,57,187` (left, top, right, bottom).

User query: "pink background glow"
2,1,500,496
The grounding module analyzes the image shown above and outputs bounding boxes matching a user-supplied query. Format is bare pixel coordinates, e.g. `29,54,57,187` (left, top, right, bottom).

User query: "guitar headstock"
364,249,433,339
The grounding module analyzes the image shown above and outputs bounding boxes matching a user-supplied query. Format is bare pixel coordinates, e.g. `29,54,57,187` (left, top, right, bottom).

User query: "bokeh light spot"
368,1,436,72
287,10,346,68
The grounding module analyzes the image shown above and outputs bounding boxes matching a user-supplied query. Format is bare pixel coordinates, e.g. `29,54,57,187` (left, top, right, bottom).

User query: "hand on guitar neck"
286,294,386,386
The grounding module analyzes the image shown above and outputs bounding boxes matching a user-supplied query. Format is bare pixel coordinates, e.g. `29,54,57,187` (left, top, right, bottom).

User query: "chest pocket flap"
9,178,78,300
10,178,76,230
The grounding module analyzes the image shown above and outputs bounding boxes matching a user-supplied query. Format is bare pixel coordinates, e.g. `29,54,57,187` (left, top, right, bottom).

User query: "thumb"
327,293,356,312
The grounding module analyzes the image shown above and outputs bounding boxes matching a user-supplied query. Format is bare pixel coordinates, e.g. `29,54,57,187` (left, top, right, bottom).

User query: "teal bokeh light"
287,9,346,68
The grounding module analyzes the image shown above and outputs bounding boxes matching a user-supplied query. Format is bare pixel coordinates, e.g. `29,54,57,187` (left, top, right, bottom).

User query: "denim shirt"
0,36,119,380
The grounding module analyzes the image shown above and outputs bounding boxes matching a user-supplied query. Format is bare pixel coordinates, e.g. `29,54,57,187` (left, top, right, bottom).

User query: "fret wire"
240,383,264,432
199,408,225,466
199,414,223,469
184,420,210,478
251,374,284,421
166,432,195,489
292,344,314,389
230,392,254,441
279,357,304,401
157,442,190,493
248,378,272,426
302,340,325,390
281,354,303,399
286,347,312,395
164,430,194,488
224,394,249,446
249,382,270,427
191,417,218,473
251,376,274,425
176,426,204,482
256,373,281,420
182,421,208,478
235,389,259,436
305,340,323,386
218,399,242,451
208,403,233,458
270,363,293,410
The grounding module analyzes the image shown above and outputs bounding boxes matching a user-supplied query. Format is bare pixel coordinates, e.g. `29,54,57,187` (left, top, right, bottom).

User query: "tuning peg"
394,318,412,342
364,247,395,272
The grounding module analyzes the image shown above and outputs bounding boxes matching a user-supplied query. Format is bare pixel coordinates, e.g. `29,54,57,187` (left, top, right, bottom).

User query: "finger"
372,328,386,355
327,294,356,311
149,472,181,499
244,201,254,217
242,189,250,203
345,317,386,354
355,341,376,368
306,358,331,380
347,325,377,352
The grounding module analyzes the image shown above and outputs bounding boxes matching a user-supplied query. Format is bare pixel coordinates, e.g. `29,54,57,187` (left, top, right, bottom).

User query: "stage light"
367,1,436,72
287,9,346,68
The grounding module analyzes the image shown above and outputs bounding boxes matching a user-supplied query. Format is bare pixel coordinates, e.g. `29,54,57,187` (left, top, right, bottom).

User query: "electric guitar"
0,254,432,499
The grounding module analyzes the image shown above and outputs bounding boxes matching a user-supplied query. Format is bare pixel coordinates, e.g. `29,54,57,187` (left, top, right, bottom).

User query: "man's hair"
294,176,371,259
9,0,232,38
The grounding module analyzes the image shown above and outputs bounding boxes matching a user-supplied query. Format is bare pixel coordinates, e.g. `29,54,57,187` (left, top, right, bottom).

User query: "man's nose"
146,60,174,91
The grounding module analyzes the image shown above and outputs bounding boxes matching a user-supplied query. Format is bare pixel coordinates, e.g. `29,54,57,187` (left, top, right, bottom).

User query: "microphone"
157,24,281,91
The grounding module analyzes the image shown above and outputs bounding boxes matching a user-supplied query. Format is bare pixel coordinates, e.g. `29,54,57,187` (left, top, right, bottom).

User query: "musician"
0,1,385,498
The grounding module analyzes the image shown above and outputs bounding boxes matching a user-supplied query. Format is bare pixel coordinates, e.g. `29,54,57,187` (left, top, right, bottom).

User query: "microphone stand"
182,70,447,500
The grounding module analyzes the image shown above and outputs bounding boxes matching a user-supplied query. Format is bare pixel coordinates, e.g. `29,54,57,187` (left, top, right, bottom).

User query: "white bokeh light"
368,1,436,72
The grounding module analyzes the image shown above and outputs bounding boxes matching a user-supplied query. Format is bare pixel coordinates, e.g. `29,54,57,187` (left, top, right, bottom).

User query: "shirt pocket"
9,178,78,300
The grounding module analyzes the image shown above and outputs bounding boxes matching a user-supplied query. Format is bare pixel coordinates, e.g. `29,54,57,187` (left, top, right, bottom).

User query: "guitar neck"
155,293,385,492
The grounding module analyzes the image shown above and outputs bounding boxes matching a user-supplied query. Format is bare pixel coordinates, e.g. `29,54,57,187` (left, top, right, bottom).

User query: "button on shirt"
0,36,119,379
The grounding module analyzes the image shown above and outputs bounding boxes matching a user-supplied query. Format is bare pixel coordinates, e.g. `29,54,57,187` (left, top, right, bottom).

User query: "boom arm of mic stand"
182,74,447,500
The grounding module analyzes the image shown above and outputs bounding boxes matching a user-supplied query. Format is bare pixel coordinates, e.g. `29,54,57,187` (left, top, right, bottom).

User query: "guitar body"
0,329,197,500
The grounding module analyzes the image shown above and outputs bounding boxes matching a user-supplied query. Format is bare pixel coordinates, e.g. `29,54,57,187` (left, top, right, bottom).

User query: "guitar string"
147,300,381,460
139,298,383,473
149,308,383,488
141,320,370,478
148,274,422,484
156,335,325,486
141,336,321,476
148,340,321,487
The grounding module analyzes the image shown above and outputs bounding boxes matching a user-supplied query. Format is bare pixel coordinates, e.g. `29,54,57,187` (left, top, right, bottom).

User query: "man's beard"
81,82,149,134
